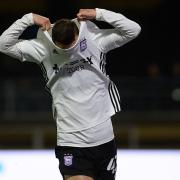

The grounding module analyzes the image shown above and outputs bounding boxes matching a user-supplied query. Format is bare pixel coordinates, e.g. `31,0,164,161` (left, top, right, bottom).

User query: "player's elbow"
133,23,141,37
127,23,141,39
0,35,8,53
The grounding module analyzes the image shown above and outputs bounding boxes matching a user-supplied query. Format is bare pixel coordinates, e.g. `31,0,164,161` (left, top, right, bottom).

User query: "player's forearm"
0,13,34,54
95,8,141,39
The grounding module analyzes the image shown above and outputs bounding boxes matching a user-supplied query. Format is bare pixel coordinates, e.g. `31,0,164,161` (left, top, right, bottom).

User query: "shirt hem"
56,111,115,133
57,136,114,148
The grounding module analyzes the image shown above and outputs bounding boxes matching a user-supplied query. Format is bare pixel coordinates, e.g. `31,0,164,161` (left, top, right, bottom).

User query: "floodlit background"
0,0,180,180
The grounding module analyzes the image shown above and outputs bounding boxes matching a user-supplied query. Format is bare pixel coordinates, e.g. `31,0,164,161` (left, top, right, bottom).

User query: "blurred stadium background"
0,0,180,179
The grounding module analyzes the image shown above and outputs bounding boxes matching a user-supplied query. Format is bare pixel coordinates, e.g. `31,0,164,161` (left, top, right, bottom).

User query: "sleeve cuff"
95,8,103,21
22,13,34,25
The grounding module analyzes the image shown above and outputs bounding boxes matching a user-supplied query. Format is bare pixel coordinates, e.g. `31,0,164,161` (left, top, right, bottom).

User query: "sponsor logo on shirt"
52,56,93,75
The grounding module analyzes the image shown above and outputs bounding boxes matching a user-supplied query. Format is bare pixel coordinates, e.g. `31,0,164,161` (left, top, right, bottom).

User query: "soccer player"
0,8,141,180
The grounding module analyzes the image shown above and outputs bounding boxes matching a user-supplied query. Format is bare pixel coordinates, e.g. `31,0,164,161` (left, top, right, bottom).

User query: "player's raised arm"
81,8,141,53
0,13,50,63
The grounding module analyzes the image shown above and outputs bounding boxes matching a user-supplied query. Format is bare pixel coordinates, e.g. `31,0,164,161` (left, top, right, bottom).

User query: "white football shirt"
0,8,141,146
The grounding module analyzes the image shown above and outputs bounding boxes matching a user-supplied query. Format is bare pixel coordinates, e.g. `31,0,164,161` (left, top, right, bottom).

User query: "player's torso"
40,21,108,96
36,21,118,132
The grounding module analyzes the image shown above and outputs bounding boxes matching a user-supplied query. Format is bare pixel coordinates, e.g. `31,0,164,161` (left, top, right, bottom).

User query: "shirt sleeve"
90,8,141,53
0,13,47,63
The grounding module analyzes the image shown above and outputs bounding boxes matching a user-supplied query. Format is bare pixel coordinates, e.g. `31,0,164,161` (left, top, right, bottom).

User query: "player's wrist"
32,14,51,30
77,9,96,21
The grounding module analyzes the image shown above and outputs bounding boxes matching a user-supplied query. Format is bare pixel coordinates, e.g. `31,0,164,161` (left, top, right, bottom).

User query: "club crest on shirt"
64,154,73,166
80,38,87,52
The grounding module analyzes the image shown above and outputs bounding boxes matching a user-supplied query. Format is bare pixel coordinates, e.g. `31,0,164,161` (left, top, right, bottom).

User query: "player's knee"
64,175,94,180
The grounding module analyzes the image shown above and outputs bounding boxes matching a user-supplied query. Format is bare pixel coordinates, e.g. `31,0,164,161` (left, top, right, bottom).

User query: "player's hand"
77,9,96,21
32,13,51,31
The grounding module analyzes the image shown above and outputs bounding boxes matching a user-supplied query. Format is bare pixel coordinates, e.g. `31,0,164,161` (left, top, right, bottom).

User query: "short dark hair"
52,19,79,45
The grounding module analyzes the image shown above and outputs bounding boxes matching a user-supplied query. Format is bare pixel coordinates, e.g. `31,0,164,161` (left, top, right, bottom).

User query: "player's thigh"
95,140,117,180
64,175,94,180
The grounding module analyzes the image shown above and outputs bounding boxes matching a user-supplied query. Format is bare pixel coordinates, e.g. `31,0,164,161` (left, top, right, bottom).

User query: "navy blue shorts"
55,139,117,180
